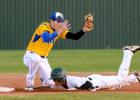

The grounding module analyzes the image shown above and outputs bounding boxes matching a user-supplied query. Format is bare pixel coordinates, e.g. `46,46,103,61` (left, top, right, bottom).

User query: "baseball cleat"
123,45,140,53
24,86,34,91
133,71,140,83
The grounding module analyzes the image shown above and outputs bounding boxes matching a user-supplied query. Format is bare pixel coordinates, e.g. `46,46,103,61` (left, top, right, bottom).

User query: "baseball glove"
83,14,94,32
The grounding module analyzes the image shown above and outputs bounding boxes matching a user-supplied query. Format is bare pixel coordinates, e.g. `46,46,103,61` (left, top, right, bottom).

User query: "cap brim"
56,19,65,23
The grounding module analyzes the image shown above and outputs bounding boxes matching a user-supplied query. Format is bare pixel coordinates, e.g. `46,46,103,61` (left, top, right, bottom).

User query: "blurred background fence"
0,0,140,49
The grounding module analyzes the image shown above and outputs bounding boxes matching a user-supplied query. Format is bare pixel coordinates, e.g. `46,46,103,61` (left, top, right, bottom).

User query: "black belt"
40,56,47,58
30,52,47,58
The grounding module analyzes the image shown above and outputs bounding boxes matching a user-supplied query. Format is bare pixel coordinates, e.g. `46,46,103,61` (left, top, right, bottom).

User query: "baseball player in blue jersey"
23,12,94,90
50,46,140,91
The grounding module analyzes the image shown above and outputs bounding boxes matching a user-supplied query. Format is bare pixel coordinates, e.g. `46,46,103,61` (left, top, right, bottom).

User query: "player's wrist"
55,30,61,35
82,27,87,32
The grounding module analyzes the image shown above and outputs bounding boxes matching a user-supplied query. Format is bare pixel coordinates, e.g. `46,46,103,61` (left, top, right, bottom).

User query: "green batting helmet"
50,67,66,81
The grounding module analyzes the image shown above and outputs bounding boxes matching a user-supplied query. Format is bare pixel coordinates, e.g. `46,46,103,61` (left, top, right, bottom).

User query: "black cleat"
123,45,140,53
133,71,140,83
24,86,34,91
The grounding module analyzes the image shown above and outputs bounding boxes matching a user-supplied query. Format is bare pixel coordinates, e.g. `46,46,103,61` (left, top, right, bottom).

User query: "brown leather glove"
83,14,94,32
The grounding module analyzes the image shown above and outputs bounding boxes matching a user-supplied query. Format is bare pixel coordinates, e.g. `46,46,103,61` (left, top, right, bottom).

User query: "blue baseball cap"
50,12,65,22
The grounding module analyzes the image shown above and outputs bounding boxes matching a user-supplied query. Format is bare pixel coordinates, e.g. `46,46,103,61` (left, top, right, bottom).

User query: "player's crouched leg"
38,59,55,88
23,51,42,91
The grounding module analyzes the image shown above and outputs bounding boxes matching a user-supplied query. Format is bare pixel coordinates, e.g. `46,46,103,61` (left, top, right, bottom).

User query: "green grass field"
1,93,140,100
0,49,140,99
0,49,140,73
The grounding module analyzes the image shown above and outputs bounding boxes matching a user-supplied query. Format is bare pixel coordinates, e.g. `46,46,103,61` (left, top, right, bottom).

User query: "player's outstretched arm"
66,14,94,40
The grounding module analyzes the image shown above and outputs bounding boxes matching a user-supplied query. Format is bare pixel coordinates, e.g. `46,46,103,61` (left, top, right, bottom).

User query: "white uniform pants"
23,51,54,87
87,50,138,89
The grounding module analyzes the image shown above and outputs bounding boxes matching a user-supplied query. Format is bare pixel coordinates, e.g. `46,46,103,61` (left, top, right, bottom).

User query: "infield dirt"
0,72,140,95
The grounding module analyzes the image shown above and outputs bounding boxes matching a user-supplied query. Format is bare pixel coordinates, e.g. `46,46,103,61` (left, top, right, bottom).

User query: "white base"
0,87,15,92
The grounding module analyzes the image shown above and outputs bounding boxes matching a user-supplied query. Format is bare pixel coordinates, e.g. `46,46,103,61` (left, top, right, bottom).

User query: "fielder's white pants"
23,51,54,87
87,50,138,89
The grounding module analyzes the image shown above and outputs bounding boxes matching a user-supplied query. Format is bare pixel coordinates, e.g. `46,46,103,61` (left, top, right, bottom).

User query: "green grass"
0,49,140,73
0,92,140,100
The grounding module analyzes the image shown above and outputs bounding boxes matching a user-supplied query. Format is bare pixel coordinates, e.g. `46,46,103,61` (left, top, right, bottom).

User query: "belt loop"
88,77,92,81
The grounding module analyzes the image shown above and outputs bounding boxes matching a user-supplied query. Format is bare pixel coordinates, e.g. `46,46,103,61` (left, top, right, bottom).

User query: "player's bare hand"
64,20,71,30
83,14,94,32
56,20,71,35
